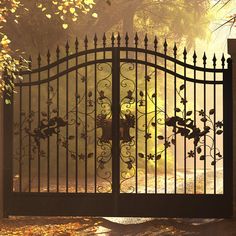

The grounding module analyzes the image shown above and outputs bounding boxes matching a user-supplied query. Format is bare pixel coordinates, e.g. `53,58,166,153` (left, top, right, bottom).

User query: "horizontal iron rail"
18,47,226,76
16,58,224,87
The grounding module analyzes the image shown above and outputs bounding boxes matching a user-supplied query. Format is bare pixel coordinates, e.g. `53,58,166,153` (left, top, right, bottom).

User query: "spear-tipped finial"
154,36,158,51
65,41,69,54
28,55,32,68
75,37,79,51
212,53,217,67
94,34,98,48
56,46,60,59
203,52,207,66
221,53,225,68
125,32,129,47
47,49,51,64
84,35,88,49
183,47,187,61
117,32,121,47
111,33,115,47
193,50,197,64
37,53,41,66
163,39,168,53
134,32,139,47
102,33,106,47
173,43,177,57
144,34,148,48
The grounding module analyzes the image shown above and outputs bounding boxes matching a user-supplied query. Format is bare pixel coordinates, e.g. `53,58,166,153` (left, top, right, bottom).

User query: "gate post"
228,39,236,216
0,86,3,218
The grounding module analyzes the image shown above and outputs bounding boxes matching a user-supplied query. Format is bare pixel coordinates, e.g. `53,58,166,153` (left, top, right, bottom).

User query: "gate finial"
173,43,177,57
154,36,158,51
203,52,207,66
134,33,138,47
65,41,69,54
163,39,167,53
144,34,148,48
193,50,197,65
47,49,51,64
103,33,106,48
125,32,129,47
75,37,79,51
94,34,98,48
117,32,121,47
56,46,60,60
37,53,41,67
84,35,88,49
221,53,225,68
111,33,115,47
213,53,217,67
28,55,32,69
183,47,187,61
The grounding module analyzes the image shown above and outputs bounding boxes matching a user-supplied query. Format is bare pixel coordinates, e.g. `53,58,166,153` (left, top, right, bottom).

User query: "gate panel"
4,34,233,217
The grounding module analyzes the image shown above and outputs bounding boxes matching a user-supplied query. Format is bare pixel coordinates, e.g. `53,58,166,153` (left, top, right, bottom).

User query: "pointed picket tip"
65,41,69,54
102,33,106,47
212,53,217,67
163,39,168,53
183,47,187,60
75,37,79,50
221,53,225,68
203,52,207,66
37,53,41,62
47,49,51,63
28,55,32,68
173,43,177,56
193,50,197,64
56,45,60,57
103,32,106,41
125,32,129,46
117,32,121,46
154,36,158,50
94,34,98,46
111,33,115,46
144,34,148,47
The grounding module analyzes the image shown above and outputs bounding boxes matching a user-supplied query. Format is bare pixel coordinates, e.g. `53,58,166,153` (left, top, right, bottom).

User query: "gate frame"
0,38,234,218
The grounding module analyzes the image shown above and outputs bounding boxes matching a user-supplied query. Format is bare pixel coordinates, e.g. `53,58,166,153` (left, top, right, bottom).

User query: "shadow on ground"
0,216,236,235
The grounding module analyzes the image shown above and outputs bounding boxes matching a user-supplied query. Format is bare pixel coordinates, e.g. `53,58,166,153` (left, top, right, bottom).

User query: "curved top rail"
19,46,228,77
15,57,224,87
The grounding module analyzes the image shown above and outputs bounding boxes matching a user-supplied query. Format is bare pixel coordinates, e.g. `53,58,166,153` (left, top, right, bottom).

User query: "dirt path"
1,217,236,235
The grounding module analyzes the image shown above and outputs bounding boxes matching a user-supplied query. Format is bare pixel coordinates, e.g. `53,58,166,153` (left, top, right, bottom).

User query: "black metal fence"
3,33,233,217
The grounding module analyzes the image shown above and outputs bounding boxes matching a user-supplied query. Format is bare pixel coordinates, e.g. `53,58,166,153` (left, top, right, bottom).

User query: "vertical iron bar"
47,50,50,192
19,71,22,192
56,46,60,192
193,51,197,194
28,57,32,192
84,36,88,193
213,55,216,194
94,35,97,193
164,40,167,194
135,33,138,193
183,48,187,194
75,39,79,193
203,53,207,194
112,47,120,214
66,42,69,193
144,35,148,193
173,44,177,194
154,36,158,194
37,54,41,193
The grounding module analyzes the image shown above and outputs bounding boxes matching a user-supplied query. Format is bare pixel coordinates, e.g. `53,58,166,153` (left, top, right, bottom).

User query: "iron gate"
3,33,233,217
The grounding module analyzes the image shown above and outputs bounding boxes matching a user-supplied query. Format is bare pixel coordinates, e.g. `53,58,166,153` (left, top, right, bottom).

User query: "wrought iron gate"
3,34,233,217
